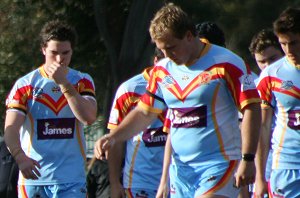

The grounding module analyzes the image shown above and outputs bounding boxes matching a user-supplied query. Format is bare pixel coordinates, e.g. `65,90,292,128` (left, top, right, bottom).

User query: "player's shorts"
269,169,300,198
125,188,169,198
18,182,86,198
169,160,239,198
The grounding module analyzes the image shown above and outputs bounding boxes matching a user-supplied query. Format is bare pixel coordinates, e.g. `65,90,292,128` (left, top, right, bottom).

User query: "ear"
42,48,46,55
153,56,158,65
185,30,194,41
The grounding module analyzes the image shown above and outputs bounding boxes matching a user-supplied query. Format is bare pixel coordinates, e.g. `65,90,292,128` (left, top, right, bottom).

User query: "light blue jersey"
257,56,300,169
139,43,260,197
6,66,96,186
140,43,260,167
108,67,167,191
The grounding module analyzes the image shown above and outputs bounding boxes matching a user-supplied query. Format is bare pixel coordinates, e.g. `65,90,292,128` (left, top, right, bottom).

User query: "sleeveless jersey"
107,67,167,190
6,66,96,185
139,43,260,167
257,57,300,169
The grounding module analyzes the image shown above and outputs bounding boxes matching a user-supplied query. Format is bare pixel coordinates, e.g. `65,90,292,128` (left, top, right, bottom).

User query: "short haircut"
149,3,196,41
249,28,282,57
196,21,226,47
40,20,78,49
273,7,300,35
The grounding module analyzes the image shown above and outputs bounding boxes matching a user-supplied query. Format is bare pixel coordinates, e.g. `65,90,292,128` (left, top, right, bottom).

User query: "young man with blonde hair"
95,3,261,198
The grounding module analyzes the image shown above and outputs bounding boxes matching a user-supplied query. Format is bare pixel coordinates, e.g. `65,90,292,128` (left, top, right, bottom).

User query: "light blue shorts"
18,182,86,198
269,169,300,198
169,160,239,198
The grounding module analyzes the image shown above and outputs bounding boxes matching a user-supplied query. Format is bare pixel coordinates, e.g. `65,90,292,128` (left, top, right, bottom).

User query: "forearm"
60,82,97,125
255,108,272,180
4,111,25,158
255,133,269,180
110,107,158,143
240,103,261,154
4,127,23,157
160,134,171,184
108,142,125,185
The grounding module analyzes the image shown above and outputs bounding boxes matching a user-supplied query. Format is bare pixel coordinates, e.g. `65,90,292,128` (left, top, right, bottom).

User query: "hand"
234,160,255,188
94,134,115,160
110,183,125,198
15,153,41,180
44,62,68,85
254,177,268,198
156,182,169,198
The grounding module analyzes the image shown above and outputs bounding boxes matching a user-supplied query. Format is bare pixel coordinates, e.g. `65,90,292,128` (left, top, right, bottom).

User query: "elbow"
84,115,97,126
80,111,97,126
85,106,98,125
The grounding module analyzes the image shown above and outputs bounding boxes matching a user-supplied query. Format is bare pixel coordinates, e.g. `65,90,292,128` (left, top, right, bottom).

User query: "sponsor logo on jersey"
287,109,300,129
168,106,207,128
280,80,293,90
142,127,167,147
170,184,176,194
182,74,189,81
32,87,44,98
272,187,284,198
37,118,75,139
198,71,212,85
240,74,256,91
207,175,217,182
161,75,175,88
52,86,60,93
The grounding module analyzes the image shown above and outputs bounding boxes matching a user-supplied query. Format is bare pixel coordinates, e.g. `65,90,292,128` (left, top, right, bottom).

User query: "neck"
186,39,205,65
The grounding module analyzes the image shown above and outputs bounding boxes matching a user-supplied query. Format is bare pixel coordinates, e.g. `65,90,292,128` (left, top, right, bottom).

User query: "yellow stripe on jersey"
211,83,229,160
128,137,141,188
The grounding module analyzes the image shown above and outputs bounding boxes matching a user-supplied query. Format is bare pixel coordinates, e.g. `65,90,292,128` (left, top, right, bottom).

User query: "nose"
55,54,64,64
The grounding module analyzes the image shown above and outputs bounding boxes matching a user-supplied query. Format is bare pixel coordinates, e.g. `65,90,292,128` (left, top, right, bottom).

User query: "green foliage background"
1,0,300,147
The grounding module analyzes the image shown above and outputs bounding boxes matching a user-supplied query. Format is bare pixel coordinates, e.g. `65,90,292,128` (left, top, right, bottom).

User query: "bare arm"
107,140,125,198
255,108,273,197
4,111,41,179
235,102,261,187
46,63,97,125
61,85,97,125
94,106,158,159
156,134,171,198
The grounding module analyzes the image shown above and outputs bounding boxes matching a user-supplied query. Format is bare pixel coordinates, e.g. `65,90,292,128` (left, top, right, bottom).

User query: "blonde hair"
149,3,196,41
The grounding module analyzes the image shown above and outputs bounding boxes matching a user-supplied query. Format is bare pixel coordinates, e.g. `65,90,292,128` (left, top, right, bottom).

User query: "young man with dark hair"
249,29,284,71
196,21,226,47
4,20,97,197
256,7,300,198
248,28,284,198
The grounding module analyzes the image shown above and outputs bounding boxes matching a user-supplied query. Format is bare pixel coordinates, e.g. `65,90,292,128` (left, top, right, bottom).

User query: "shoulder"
261,57,285,77
68,68,94,81
216,46,244,64
12,68,40,87
116,73,146,95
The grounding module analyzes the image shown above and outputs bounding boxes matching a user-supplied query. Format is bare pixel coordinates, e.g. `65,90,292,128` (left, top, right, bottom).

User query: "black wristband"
241,153,255,161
